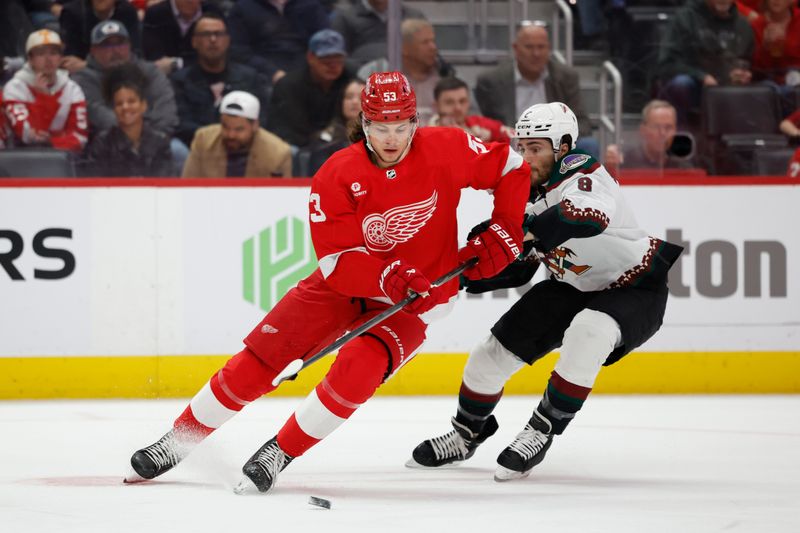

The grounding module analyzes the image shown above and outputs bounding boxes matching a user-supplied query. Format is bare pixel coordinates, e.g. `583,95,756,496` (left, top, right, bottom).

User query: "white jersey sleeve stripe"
501,147,524,176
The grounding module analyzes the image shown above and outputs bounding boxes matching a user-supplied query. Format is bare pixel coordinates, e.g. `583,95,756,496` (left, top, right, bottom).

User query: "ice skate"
494,410,553,481
233,436,293,494
125,428,199,482
406,415,498,468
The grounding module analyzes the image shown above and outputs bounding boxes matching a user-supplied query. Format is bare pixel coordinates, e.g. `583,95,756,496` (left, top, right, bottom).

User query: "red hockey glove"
458,220,522,280
379,259,444,315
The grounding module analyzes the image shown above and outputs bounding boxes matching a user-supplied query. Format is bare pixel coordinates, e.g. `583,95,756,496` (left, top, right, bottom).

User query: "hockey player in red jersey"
125,71,530,493
2,30,88,152
408,102,683,481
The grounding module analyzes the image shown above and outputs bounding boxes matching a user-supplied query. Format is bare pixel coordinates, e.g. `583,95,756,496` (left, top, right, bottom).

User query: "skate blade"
233,476,259,495
493,466,532,482
404,457,464,469
123,468,147,484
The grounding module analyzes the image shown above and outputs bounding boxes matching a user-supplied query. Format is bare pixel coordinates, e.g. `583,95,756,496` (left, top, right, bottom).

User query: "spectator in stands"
171,13,271,147
736,0,762,22
183,90,292,178
331,0,426,72
750,0,800,114
24,0,62,31
604,99,694,174
788,147,800,177
358,19,454,125
657,0,754,127
306,77,365,175
142,0,224,76
3,29,87,152
1,1,35,84
72,20,178,138
227,0,330,85
266,29,351,149
83,62,173,176
59,0,142,73
0,94,7,150
474,21,596,156
779,106,800,140
428,76,512,144
574,0,608,52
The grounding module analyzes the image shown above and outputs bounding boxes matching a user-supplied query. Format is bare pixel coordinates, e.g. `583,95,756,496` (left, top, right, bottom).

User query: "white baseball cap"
220,91,260,121
26,30,63,55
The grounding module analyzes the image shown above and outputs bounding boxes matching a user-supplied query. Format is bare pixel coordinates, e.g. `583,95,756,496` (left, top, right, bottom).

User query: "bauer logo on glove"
458,220,522,281
488,223,520,256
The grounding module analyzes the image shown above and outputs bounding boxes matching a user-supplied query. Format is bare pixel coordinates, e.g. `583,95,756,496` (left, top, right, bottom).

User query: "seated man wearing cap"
71,20,178,139
59,0,142,73
182,90,293,178
266,29,352,150
2,29,88,152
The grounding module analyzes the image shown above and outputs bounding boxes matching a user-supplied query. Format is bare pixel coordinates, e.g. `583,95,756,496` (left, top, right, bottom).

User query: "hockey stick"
271,257,478,386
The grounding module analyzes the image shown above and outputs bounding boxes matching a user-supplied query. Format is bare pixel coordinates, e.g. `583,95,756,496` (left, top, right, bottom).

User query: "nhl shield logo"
386,169,397,179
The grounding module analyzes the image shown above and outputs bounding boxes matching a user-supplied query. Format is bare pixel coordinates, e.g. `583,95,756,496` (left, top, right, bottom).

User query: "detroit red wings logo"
362,191,438,251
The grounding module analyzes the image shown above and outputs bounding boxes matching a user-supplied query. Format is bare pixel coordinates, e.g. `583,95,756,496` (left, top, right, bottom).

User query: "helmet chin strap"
552,136,565,162
362,116,418,167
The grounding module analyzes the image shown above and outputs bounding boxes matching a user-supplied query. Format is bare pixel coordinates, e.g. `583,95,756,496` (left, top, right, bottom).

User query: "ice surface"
1,396,798,532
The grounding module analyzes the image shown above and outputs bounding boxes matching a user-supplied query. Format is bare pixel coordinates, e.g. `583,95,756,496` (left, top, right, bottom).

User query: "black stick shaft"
272,257,477,385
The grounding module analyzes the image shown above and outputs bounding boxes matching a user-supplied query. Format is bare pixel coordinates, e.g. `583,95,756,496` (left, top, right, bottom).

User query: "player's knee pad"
324,335,389,408
215,347,279,405
556,309,622,388
463,334,526,395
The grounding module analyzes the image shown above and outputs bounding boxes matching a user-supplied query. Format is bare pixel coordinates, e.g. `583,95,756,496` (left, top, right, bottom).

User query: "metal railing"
459,0,574,64
551,0,573,66
598,60,623,155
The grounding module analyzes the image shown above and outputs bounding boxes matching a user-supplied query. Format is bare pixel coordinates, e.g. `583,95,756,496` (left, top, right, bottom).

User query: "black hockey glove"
462,254,539,294
460,218,538,293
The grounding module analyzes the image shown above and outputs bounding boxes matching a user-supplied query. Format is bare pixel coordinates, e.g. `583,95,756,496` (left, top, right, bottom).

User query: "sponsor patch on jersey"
559,154,590,174
386,169,397,179
351,182,361,192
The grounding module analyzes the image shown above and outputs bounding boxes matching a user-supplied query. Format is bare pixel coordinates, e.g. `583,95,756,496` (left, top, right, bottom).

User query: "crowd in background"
0,0,798,178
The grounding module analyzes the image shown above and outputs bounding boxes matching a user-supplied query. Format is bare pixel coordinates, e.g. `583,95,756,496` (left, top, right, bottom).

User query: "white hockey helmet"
515,102,579,151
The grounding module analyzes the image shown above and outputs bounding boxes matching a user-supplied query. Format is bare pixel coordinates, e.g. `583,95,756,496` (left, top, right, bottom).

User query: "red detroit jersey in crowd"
310,126,530,303
789,148,800,178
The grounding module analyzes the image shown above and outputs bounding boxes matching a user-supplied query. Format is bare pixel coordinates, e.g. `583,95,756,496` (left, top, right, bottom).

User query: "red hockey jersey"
789,147,800,178
0,94,6,150
309,126,530,303
3,65,88,152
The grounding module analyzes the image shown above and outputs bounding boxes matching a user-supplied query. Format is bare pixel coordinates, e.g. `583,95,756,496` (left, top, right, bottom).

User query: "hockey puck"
308,496,331,509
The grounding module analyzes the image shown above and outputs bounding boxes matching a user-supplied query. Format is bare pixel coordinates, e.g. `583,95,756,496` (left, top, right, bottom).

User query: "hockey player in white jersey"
407,102,683,481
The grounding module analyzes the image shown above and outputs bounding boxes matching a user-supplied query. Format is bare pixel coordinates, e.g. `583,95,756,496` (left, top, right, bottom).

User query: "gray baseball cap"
91,20,130,45
308,29,346,57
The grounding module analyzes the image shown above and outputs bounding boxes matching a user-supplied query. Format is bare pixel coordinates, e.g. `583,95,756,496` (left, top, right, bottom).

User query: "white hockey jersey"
525,151,682,292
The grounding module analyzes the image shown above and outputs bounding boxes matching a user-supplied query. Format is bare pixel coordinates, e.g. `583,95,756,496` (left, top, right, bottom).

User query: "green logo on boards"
242,216,317,311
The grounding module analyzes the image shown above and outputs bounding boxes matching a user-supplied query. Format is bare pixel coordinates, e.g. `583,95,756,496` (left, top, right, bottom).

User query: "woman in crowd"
307,77,366,175
83,62,173,177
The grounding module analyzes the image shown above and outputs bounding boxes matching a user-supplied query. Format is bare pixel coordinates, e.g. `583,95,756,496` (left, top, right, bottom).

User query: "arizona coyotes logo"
543,247,591,279
362,191,438,252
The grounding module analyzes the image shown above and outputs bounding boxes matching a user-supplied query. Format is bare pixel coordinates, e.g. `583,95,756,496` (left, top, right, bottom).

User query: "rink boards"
1,177,798,397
